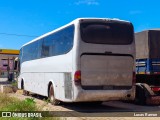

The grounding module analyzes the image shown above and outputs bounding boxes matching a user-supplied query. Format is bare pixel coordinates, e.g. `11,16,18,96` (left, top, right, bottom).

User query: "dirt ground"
8,90,160,120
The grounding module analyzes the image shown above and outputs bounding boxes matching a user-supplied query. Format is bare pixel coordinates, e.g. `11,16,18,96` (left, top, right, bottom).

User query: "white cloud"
75,0,99,6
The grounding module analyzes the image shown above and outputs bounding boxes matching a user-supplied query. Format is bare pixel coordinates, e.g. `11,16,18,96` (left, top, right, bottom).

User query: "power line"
0,32,38,37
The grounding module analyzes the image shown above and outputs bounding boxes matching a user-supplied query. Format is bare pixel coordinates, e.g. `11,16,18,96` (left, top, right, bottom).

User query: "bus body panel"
18,18,135,102
18,51,73,101
73,88,135,102
81,55,133,86
71,19,135,102
72,43,135,102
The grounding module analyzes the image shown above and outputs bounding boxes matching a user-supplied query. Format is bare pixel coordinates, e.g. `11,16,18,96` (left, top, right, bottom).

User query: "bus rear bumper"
73,88,135,102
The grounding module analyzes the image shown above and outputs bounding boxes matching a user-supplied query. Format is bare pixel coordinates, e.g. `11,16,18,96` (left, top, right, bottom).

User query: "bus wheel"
49,84,60,105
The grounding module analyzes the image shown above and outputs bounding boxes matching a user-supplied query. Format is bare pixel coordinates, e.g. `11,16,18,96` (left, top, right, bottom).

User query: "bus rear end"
73,18,135,102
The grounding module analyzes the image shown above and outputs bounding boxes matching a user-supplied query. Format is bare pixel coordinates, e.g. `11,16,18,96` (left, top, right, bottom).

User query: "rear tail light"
151,87,160,92
132,71,136,85
74,70,81,85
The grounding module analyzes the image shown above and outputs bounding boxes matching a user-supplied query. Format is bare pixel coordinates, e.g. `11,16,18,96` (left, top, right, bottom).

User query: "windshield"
80,21,134,45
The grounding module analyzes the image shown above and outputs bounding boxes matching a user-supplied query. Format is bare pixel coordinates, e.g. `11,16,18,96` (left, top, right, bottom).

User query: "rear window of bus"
80,21,133,45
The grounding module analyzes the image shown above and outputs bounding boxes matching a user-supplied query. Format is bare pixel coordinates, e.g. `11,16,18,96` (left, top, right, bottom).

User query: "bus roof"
21,18,131,48
0,49,20,55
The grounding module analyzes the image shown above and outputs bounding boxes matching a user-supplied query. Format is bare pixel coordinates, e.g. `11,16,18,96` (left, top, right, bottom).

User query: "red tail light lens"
151,87,160,92
74,71,81,85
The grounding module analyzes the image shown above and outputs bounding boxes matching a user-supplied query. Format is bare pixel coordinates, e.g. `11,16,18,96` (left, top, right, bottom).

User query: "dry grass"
0,93,57,120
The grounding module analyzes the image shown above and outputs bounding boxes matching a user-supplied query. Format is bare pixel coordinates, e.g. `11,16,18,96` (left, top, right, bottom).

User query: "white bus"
18,18,136,105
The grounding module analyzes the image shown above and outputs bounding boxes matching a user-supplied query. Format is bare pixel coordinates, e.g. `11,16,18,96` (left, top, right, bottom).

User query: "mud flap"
135,83,146,105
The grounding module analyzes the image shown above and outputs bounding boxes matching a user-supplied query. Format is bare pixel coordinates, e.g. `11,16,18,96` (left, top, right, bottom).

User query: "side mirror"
14,61,18,70
14,57,19,70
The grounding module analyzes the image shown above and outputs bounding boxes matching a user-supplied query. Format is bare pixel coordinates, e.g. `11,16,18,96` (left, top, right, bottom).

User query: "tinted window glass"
22,40,40,62
41,25,74,57
19,49,22,64
53,26,74,55
41,38,52,58
21,25,74,63
31,41,39,59
80,21,133,45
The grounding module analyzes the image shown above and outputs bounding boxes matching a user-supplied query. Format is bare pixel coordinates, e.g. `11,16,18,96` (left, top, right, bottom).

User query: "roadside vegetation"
0,93,59,120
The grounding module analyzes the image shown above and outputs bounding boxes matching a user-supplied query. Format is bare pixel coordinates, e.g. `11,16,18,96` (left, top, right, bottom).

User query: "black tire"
135,85,146,105
49,84,60,105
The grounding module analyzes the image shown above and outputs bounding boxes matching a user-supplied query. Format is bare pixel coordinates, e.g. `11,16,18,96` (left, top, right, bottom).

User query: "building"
0,49,19,79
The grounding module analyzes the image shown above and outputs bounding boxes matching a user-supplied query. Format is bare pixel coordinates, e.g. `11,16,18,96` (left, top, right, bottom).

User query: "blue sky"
0,0,160,49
